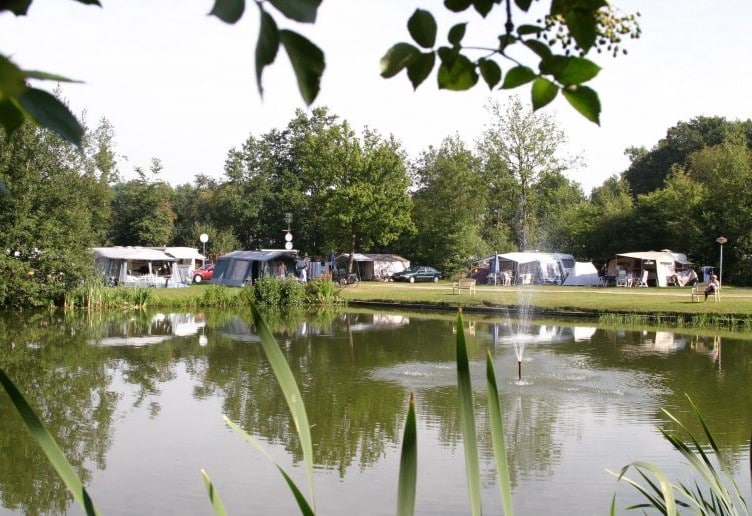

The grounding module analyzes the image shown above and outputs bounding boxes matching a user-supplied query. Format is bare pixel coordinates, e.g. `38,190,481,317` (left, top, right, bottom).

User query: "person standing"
298,253,310,282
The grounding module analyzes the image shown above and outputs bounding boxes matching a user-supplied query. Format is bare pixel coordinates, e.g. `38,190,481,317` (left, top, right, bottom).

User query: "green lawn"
143,280,752,323
336,281,752,316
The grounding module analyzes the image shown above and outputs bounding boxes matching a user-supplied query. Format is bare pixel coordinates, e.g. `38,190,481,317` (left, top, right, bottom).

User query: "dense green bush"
199,285,245,308
280,278,306,308
253,277,315,308
304,279,342,305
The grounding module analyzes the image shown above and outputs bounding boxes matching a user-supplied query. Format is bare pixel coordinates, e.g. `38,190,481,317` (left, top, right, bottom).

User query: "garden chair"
635,270,649,287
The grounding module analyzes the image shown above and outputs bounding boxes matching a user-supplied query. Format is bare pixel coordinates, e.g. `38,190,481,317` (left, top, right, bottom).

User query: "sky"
2,0,752,194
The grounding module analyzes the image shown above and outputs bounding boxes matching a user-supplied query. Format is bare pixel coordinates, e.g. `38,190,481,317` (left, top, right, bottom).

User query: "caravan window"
561,258,575,269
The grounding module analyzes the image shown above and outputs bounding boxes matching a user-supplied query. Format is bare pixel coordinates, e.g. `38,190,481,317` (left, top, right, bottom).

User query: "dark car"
393,266,442,283
193,263,214,283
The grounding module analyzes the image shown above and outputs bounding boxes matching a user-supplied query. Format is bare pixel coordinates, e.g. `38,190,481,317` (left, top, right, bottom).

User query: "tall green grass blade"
663,398,749,513
455,311,482,516
486,351,514,516
396,392,418,516
223,416,315,516
200,469,228,516
251,303,315,509
688,394,748,511
609,462,677,515
0,368,101,516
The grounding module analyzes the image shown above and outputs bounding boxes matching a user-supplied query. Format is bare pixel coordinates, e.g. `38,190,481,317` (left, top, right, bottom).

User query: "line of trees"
2,96,751,309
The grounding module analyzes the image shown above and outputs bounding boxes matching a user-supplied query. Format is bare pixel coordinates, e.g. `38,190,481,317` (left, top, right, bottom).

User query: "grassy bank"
104,281,752,331
143,282,752,315
333,282,752,333
336,281,752,314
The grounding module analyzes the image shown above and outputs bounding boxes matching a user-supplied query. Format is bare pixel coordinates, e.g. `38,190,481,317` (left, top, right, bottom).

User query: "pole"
719,242,723,289
716,236,727,290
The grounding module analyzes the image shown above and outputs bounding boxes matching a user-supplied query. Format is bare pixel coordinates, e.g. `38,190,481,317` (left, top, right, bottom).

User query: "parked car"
193,263,214,283
393,266,442,283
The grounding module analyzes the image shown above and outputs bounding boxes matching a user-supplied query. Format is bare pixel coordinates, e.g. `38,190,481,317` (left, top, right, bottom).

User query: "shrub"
304,279,342,305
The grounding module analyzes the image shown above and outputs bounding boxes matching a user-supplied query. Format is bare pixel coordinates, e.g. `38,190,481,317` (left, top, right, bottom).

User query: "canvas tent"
212,249,298,287
153,246,206,283
562,262,601,286
92,246,179,287
488,251,573,285
607,250,693,287
336,253,410,281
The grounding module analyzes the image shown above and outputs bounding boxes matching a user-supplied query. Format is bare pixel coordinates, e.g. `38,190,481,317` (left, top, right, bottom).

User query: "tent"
489,251,572,285
336,253,410,281
154,246,206,283
212,249,298,287
562,262,601,286
607,250,693,287
92,246,178,286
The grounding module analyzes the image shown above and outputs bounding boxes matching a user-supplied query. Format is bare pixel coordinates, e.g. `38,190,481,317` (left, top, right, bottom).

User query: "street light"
199,233,208,258
716,236,727,290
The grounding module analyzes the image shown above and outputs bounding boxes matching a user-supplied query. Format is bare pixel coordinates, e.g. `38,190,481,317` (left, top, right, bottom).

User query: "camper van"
552,253,576,281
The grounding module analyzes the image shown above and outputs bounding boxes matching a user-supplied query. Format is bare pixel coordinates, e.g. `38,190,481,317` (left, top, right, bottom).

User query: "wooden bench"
691,282,719,302
452,278,476,295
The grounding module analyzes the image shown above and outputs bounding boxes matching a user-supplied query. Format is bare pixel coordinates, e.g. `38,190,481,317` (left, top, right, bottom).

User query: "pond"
0,308,750,515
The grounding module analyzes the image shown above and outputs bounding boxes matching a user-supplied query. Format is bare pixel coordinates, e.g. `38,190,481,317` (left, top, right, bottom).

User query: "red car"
193,263,214,283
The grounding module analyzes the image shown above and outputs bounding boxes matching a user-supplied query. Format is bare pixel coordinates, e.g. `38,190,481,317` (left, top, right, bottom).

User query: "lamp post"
716,236,727,289
199,233,208,259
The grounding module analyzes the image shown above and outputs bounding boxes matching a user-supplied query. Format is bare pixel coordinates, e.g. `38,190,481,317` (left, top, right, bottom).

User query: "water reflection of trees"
0,312,116,514
2,309,751,514
205,312,422,476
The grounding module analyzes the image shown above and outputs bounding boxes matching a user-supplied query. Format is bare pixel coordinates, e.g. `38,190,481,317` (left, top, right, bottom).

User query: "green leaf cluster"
378,2,638,124
0,0,639,148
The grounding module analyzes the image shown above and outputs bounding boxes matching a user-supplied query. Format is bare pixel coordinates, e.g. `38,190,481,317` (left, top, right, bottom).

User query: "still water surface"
0,309,750,515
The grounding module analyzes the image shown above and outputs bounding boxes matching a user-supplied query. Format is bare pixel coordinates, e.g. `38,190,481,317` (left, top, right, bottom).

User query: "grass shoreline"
334,282,752,332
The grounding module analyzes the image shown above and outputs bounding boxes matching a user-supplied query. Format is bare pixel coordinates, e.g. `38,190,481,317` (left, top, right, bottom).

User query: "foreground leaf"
407,9,437,49
531,77,558,110
562,85,600,125
0,99,25,136
397,393,418,516
270,0,320,23
0,55,26,100
610,461,677,515
209,0,245,24
381,43,420,79
224,416,315,516
17,88,84,146
279,29,324,105
456,312,482,515
486,352,514,515
478,58,501,89
407,52,435,89
251,304,316,508
437,54,478,91
255,10,280,96
501,66,535,89
200,469,228,516
0,368,101,516
555,57,600,86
